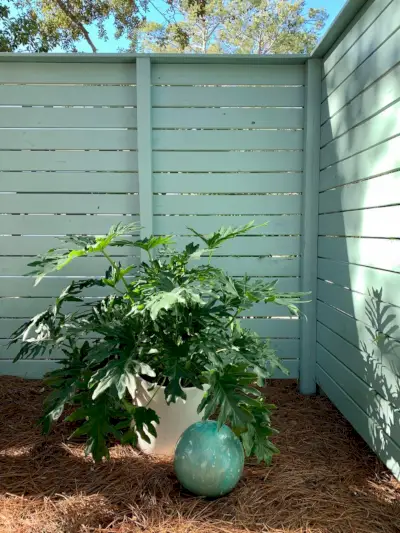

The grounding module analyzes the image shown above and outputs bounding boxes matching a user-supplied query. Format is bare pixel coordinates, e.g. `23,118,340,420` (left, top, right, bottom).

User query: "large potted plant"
11,221,305,462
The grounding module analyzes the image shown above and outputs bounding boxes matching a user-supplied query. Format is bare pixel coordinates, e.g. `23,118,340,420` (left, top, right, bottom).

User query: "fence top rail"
311,0,369,58
0,53,308,65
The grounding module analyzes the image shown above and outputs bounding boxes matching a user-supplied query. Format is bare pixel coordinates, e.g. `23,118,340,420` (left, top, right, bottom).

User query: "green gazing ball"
174,420,244,497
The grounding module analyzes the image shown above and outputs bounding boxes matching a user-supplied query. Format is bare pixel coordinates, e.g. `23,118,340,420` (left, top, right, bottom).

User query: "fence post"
136,57,153,260
300,58,321,394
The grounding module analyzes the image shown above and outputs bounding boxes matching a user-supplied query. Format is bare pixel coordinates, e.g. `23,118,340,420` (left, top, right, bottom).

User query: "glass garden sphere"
174,420,244,497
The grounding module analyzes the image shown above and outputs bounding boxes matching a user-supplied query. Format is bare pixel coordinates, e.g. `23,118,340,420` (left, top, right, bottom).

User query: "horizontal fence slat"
152,151,303,172
320,101,400,166
173,236,301,256
320,62,400,140
0,151,138,172
0,256,139,277
318,207,400,238
317,279,400,336
316,364,400,480
0,63,136,84
0,256,299,278
317,300,400,377
0,275,301,298
0,236,139,256
322,0,400,98
0,130,137,150
152,86,305,107
320,29,400,119
153,130,304,151
319,136,400,190
0,358,298,379
151,64,305,86
318,237,400,272
0,316,300,340
153,195,301,215
317,322,400,409
0,236,300,257
0,215,140,235
319,172,400,212
0,108,137,128
0,194,139,215
153,173,303,193
153,108,304,129
322,0,394,76
153,215,301,235
317,344,400,446
0,173,139,193
0,85,137,106
318,258,400,301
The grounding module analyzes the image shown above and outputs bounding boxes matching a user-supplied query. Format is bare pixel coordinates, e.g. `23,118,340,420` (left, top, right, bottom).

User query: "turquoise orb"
174,420,244,497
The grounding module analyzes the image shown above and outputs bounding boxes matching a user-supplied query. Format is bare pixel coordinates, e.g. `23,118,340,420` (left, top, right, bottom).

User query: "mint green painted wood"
0,194,140,214
1,151,138,172
153,173,303,193
0,85,137,106
1,256,139,277
0,278,115,298
318,258,400,300
0,107,137,128
319,207,400,238
317,279,400,335
153,195,301,215
153,130,304,151
320,101,400,166
153,108,304,129
0,341,66,360
320,29,400,118
318,344,400,444
154,215,301,235
317,322,400,409
0,62,136,83
320,136,400,190
300,59,321,394
241,318,300,338
0,236,139,256
136,57,153,246
199,257,300,277
0,215,140,235
319,172,400,213
316,300,400,378
321,0,393,76
151,64,305,85
152,86,304,107
320,62,400,140
1,173,139,193
0,276,300,299
173,236,301,255
318,238,400,272
0,360,60,379
316,365,400,480
270,339,300,359
1,130,138,150
321,0,399,98
152,151,303,173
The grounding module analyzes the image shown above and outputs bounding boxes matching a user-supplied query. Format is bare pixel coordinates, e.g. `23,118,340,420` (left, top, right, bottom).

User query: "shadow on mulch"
0,376,399,533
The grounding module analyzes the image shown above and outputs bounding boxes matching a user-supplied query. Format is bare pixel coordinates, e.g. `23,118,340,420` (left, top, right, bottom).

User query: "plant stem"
101,250,135,304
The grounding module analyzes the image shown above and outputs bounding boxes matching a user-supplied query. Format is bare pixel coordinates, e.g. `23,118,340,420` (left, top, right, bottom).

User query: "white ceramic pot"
135,378,207,456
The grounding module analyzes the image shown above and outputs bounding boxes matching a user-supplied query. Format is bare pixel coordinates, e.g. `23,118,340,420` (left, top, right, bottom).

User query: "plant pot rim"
139,376,207,392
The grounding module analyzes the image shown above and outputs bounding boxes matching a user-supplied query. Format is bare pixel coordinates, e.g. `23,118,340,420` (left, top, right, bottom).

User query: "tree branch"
54,0,97,52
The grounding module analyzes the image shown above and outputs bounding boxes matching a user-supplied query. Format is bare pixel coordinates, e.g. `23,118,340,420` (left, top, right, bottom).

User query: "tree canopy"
2,0,328,54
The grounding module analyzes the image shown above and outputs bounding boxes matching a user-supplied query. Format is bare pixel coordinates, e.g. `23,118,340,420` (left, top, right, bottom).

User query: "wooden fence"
0,0,399,479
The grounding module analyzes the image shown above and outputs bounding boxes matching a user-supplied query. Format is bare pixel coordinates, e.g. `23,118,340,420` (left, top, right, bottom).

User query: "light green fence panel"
0,61,140,376
0,58,306,380
316,0,400,479
148,61,306,376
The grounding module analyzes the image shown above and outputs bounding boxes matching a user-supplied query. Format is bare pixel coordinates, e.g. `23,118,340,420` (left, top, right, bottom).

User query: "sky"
54,0,347,53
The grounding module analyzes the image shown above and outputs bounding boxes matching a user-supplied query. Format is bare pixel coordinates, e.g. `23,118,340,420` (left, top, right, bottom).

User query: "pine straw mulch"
0,377,399,533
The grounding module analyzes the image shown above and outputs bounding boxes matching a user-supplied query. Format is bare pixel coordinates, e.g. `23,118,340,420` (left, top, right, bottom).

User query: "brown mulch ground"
0,377,399,533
